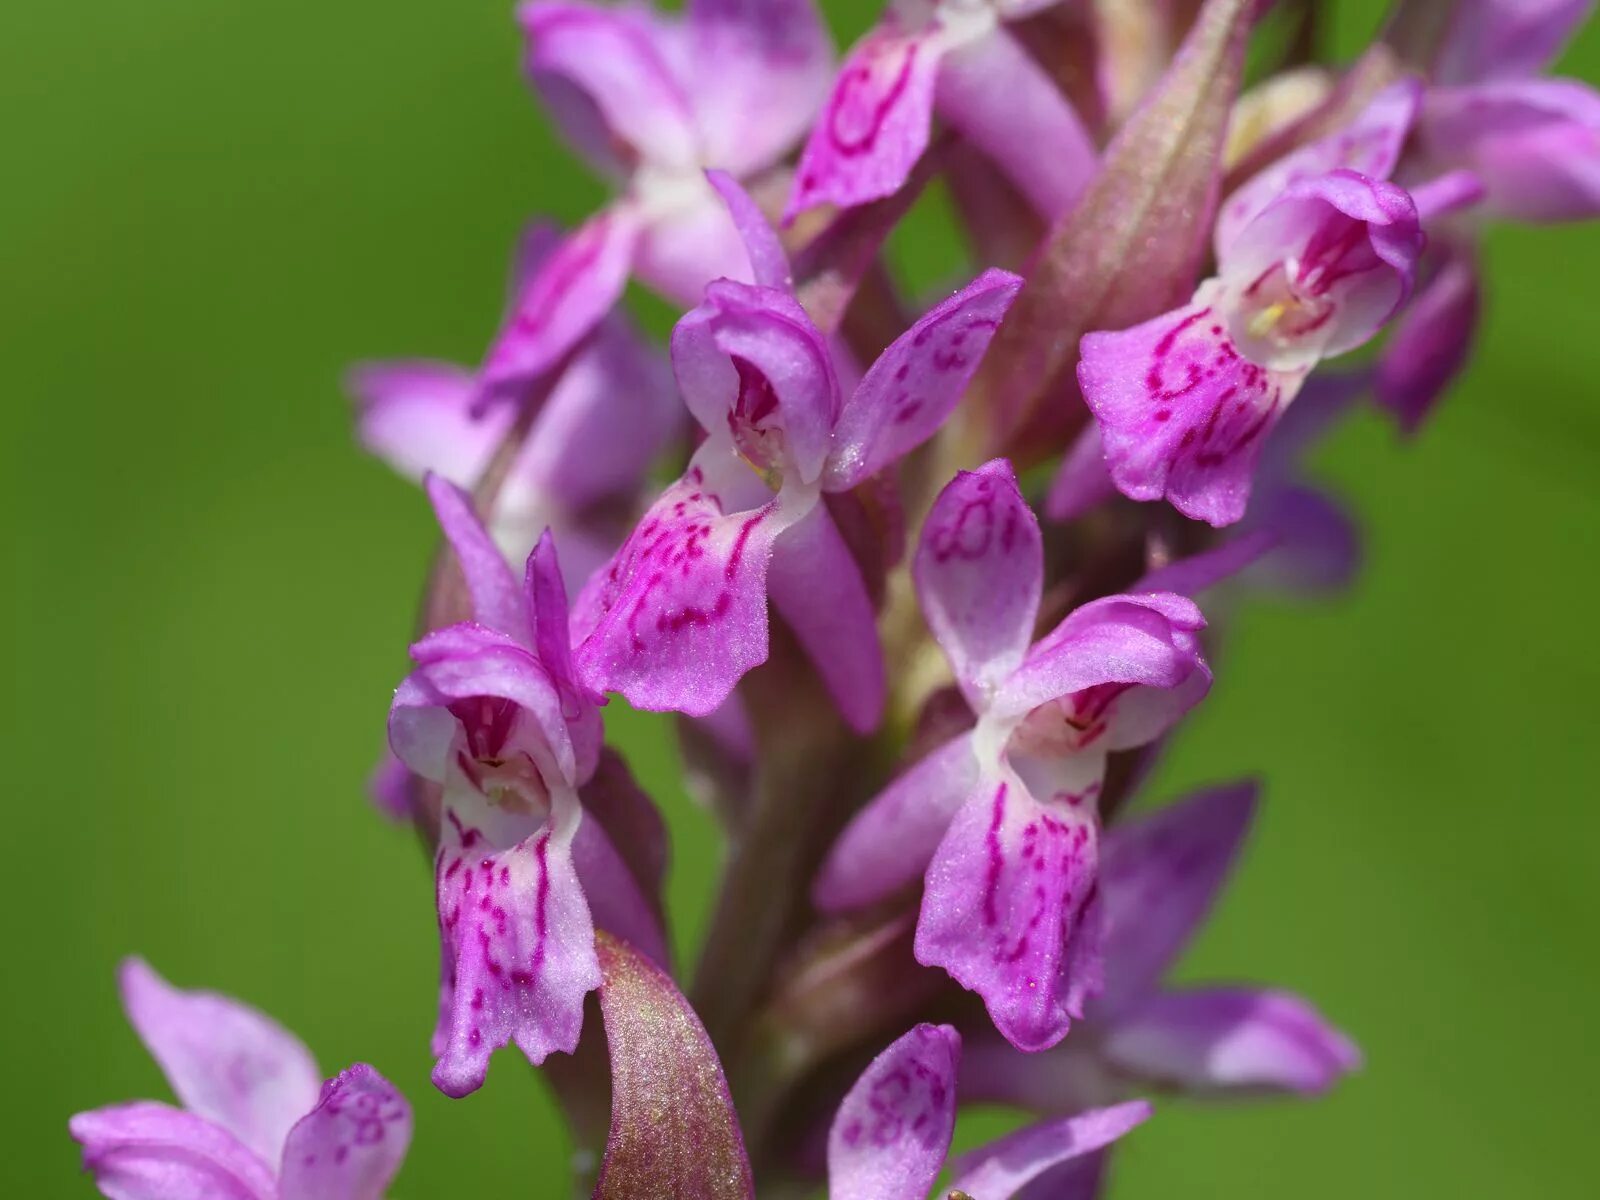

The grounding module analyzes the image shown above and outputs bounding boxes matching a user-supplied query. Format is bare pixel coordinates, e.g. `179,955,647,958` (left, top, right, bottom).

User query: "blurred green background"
6,1,1598,1196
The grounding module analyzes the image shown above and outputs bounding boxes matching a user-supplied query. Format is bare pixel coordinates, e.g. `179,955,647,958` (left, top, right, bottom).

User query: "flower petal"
425,475,530,644
824,268,1022,492
814,733,979,913
633,186,758,304
1096,782,1258,1013
431,800,601,1096
118,958,321,1166
945,1102,1151,1200
1434,0,1594,85
277,1065,412,1200
1043,424,1118,523
525,531,601,783
915,775,1103,1052
707,169,792,291
520,1,698,172
785,20,946,219
481,208,640,393
571,448,791,717
914,459,1041,707
1216,78,1421,255
572,803,670,968
827,1023,960,1200
997,592,1205,721
769,499,885,733
69,1103,277,1200
686,0,834,177
1100,988,1359,1096
349,360,506,486
1079,302,1305,527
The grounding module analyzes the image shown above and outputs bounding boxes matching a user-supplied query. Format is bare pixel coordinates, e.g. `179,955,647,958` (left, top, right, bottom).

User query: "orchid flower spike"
70,959,411,1200
817,460,1210,1050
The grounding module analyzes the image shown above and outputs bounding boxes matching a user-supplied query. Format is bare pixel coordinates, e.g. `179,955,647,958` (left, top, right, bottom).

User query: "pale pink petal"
69,1103,277,1200
946,1102,1151,1200
814,732,979,913
785,21,946,220
571,448,789,716
827,1023,960,1200
915,775,1102,1052
914,459,1041,706
633,188,757,304
118,958,321,1166
349,360,506,485
769,499,885,733
1435,0,1594,85
277,1065,412,1200
425,475,530,644
1044,424,1117,523
707,169,792,291
825,268,1022,491
1101,988,1360,1096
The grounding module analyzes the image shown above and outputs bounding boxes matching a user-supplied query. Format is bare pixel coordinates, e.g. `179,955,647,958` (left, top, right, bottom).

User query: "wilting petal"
785,20,945,219
1096,782,1257,1013
69,1103,277,1200
687,0,834,177
672,281,842,483
708,169,792,291
572,449,791,716
520,2,698,172
432,802,600,1096
914,459,1041,706
945,1102,1151,1200
350,360,507,485
1216,79,1422,254
916,775,1102,1052
934,26,1098,218
1434,0,1594,85
827,1023,959,1200
118,958,320,1166
426,475,530,644
825,268,1022,491
997,592,1205,720
1422,79,1600,222
482,208,640,392
769,500,885,733
278,1065,411,1200
815,733,979,913
1079,303,1305,527
1101,988,1359,1095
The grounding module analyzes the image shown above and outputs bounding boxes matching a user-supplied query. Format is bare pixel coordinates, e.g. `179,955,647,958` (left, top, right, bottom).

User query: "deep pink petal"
277,1065,412,1200
1216,79,1421,255
349,360,506,486
785,20,945,219
1375,245,1481,434
825,268,1022,491
431,800,600,1096
686,0,834,176
425,475,530,644
914,459,1041,707
571,449,790,716
814,733,978,914
934,27,1097,218
1079,303,1305,527
1097,782,1258,1013
915,775,1103,1052
519,2,698,171
481,208,640,392
945,1102,1151,1200
118,958,321,1166
69,1103,277,1200
671,280,842,483
1422,78,1600,222
1101,988,1360,1095
524,531,601,784
707,169,792,291
769,499,885,733
1435,0,1594,85
827,1023,960,1200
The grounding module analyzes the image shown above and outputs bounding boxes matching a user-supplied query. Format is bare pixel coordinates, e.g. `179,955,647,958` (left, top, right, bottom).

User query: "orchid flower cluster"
72,1,1600,1197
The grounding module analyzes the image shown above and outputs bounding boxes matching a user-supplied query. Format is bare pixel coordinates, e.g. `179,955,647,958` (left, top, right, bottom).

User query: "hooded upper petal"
117,958,321,1167
824,268,1022,491
425,475,531,645
913,459,1042,708
69,1102,277,1200
827,1023,960,1200
277,1065,412,1200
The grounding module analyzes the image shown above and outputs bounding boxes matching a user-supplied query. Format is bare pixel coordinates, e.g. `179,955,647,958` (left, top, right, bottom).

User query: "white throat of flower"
631,160,717,225
933,0,1002,47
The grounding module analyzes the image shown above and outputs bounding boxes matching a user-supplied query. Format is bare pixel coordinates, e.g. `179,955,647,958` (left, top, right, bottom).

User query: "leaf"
974,0,1260,455
592,933,755,1200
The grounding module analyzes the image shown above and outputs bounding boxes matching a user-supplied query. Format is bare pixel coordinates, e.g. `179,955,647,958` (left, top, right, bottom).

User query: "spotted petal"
278,1065,412,1200
827,1023,960,1200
